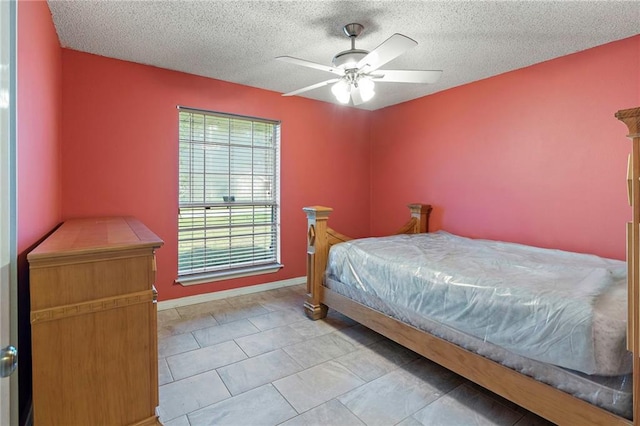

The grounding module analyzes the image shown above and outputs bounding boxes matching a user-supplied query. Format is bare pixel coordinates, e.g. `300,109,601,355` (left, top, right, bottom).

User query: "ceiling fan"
277,23,442,105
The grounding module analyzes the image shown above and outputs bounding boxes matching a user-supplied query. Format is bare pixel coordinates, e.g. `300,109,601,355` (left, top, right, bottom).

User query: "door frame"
1,0,18,424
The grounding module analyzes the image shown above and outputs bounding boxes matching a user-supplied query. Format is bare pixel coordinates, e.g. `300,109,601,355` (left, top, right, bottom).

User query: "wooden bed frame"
303,107,640,426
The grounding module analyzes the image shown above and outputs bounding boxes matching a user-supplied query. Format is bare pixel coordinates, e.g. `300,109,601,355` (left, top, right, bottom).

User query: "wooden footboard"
302,201,633,426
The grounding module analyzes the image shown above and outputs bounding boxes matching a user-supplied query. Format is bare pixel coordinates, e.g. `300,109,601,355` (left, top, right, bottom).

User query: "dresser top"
28,217,164,262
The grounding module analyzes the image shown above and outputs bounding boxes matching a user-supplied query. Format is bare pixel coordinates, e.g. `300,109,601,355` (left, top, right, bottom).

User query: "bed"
302,106,640,426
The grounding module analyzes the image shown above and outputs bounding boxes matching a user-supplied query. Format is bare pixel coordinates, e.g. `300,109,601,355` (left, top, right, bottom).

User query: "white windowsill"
176,263,284,286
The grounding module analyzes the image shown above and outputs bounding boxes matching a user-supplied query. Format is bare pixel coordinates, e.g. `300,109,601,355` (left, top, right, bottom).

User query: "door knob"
0,345,17,378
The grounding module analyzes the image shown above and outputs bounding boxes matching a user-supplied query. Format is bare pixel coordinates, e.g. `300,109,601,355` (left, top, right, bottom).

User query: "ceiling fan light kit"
331,80,351,104
277,23,442,106
331,74,375,104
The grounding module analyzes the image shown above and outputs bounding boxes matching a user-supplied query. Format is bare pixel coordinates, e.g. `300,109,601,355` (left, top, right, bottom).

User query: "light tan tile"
411,383,522,426
287,313,355,339
288,284,306,295
167,340,247,381
283,331,360,368
158,357,173,385
188,384,296,426
155,287,551,425
247,308,306,331
212,301,269,324
226,291,277,308
162,416,190,426
325,309,358,325
401,358,466,394
335,324,384,347
217,349,302,395
258,292,305,312
265,287,297,298
338,364,445,426
158,332,200,358
466,382,529,414
235,325,305,357
396,417,425,426
157,308,181,324
273,360,365,413
335,339,418,381
192,319,259,347
158,370,230,422
279,399,365,426
176,298,231,319
158,314,218,338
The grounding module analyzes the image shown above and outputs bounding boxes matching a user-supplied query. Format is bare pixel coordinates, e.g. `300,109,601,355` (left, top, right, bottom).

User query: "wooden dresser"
27,217,164,426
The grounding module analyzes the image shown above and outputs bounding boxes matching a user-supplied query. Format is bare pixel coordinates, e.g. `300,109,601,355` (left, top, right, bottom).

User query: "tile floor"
157,284,556,426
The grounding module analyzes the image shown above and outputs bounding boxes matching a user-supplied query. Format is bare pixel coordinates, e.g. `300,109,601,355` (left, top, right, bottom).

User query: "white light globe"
359,78,375,102
332,80,351,104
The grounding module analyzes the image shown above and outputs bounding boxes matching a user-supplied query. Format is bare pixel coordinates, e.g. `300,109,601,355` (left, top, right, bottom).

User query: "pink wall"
370,35,640,260
59,35,639,300
60,50,371,300
17,0,62,253
17,0,63,422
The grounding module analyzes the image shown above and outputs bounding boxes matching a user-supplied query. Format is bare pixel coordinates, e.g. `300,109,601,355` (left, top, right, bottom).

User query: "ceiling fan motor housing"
332,49,369,69
332,23,368,69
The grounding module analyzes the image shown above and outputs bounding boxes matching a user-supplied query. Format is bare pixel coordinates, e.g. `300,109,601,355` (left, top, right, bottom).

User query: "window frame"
176,106,282,285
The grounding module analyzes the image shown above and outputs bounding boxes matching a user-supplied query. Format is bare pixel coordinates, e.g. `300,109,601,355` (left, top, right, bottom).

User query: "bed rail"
302,203,432,320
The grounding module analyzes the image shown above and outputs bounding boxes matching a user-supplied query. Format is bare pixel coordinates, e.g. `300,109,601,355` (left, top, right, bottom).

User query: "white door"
0,0,18,425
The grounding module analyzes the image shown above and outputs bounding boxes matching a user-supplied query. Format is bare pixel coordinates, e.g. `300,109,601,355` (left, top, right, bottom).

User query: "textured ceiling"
48,0,640,111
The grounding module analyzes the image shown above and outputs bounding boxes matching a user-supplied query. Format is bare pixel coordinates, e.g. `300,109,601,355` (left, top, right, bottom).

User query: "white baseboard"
157,276,306,310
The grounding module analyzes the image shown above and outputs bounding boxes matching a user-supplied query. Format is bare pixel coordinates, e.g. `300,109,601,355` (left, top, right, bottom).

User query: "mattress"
325,231,632,418
325,231,631,376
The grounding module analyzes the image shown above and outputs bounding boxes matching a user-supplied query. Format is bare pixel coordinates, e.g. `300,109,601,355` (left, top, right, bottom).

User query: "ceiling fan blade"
276,56,344,76
372,69,443,84
357,33,417,72
282,78,340,97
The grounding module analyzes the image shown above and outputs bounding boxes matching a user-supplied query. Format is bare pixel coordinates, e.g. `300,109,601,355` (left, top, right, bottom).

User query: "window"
177,107,281,284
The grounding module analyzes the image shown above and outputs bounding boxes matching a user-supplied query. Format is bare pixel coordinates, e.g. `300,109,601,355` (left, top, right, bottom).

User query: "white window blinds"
178,108,281,279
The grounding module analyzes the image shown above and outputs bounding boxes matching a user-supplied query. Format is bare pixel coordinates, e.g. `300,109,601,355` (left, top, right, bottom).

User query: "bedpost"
302,206,332,320
615,106,640,425
408,203,433,233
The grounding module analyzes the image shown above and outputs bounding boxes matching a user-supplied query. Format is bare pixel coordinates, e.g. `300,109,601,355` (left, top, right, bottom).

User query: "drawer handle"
152,286,158,303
